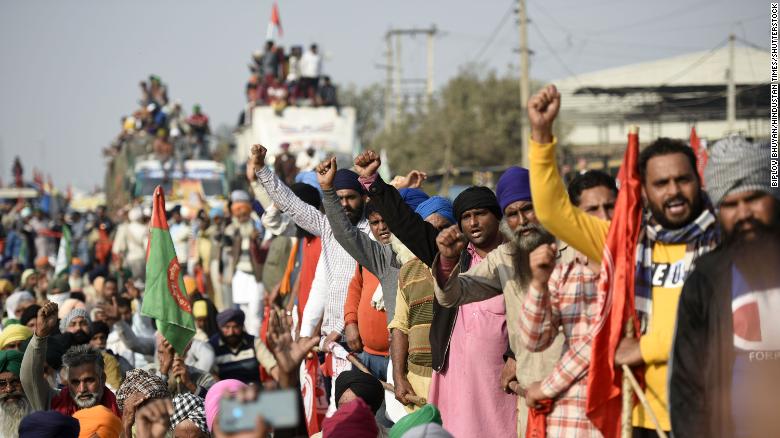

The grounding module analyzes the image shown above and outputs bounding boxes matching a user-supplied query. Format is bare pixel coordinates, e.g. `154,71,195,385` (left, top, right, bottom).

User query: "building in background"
555,44,768,173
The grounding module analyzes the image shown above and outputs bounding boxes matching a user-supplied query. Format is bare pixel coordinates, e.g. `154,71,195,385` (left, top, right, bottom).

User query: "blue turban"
333,169,366,195
415,196,455,225
217,308,245,328
19,411,80,438
496,166,531,212
295,171,323,197
399,188,430,211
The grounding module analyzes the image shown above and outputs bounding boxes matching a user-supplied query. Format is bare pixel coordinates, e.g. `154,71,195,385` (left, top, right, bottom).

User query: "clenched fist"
315,157,338,190
527,84,561,144
529,243,557,288
36,301,59,338
249,144,268,173
436,225,466,261
353,150,381,179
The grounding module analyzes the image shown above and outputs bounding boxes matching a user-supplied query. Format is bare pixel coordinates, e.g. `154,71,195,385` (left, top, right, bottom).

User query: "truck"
131,159,228,215
233,105,359,169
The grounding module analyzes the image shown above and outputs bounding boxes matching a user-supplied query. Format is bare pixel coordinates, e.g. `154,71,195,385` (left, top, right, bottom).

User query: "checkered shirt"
519,248,603,438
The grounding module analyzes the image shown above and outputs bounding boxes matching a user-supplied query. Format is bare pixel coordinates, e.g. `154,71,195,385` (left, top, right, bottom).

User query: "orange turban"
73,405,122,438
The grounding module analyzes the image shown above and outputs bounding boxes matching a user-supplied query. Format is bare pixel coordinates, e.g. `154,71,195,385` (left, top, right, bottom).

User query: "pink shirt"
428,243,517,437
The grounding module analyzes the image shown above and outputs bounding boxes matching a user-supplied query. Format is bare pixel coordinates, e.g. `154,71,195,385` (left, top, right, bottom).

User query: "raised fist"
249,144,267,173
436,225,466,261
527,84,561,144
353,150,381,179
529,243,557,287
315,157,338,190
36,301,59,338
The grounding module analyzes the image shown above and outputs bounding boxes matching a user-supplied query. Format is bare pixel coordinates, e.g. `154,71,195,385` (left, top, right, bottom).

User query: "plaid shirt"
519,247,602,438
257,167,369,336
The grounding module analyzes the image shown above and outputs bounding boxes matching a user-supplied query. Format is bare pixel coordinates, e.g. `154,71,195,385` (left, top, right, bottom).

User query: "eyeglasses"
0,378,22,391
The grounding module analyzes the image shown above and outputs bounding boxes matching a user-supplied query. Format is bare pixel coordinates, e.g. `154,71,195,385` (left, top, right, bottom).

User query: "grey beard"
70,387,103,409
0,394,31,437
499,219,556,288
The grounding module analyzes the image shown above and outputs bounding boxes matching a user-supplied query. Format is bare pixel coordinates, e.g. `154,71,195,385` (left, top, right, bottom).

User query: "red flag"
270,2,283,37
689,127,708,188
300,356,327,435
585,128,642,438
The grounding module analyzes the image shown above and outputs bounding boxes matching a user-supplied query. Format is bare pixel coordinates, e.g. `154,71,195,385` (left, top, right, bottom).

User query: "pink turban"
204,379,248,431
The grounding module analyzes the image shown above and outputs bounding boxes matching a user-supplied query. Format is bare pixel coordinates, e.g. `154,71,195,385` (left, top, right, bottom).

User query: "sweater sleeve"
530,138,610,263
363,175,439,266
20,335,56,411
431,248,504,308
323,188,390,278
344,265,362,326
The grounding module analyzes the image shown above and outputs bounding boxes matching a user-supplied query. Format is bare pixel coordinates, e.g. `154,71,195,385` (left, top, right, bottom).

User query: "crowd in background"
105,74,213,164
241,40,338,122
0,84,777,438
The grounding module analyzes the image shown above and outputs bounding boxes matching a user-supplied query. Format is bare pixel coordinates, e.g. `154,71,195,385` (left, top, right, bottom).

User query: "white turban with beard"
0,390,31,437
499,218,556,287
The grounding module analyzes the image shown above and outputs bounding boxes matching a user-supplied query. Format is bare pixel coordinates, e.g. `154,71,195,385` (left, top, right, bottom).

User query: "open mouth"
665,199,687,215
470,230,482,239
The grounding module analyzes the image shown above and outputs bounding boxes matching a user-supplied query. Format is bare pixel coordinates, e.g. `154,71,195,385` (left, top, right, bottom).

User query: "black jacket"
670,235,780,438
366,175,460,372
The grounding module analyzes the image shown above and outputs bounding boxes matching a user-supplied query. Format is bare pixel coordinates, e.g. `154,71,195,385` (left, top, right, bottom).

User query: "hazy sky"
0,0,765,191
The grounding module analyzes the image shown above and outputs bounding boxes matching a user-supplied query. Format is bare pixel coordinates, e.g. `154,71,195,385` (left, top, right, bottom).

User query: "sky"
0,0,765,191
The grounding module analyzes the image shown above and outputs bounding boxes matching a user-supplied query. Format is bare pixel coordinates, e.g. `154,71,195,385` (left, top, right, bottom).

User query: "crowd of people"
241,40,338,122
105,74,213,163
0,84,776,438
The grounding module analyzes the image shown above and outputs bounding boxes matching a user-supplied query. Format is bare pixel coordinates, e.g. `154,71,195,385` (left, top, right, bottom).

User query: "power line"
530,21,582,85
471,3,515,63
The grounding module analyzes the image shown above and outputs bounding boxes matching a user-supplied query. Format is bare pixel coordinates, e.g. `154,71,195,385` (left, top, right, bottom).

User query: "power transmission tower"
383,26,438,130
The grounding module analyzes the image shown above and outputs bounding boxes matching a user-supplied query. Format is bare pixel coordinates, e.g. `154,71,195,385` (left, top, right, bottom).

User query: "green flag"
141,186,195,355
54,224,72,276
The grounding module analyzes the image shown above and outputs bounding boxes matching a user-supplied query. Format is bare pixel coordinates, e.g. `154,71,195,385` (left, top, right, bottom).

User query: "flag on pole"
585,127,643,438
689,127,708,188
266,2,283,40
54,225,72,276
142,186,196,355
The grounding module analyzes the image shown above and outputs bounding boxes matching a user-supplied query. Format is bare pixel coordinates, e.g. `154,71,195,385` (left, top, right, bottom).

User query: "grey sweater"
322,189,400,323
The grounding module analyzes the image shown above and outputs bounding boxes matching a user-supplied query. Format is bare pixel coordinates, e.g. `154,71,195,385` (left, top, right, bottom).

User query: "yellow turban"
193,300,208,318
73,405,122,438
0,324,32,349
0,279,12,295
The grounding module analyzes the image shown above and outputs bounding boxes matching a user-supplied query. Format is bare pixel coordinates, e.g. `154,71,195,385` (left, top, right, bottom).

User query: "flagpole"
621,318,634,438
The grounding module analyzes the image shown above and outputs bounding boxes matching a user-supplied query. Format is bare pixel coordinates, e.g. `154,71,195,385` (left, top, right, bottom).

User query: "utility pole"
394,33,403,124
426,26,438,107
518,0,531,168
383,26,438,129
384,33,393,131
726,33,736,132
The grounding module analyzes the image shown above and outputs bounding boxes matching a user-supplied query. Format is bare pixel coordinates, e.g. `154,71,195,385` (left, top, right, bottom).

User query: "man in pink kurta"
428,195,518,437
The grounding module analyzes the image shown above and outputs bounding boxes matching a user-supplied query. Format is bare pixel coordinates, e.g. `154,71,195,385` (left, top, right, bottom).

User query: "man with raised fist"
21,301,121,416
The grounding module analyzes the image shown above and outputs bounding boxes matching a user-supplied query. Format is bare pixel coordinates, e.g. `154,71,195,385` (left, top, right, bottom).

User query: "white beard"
70,387,104,409
0,396,31,437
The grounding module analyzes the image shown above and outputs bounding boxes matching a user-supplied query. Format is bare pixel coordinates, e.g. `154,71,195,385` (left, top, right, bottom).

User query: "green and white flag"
54,225,72,276
141,186,196,355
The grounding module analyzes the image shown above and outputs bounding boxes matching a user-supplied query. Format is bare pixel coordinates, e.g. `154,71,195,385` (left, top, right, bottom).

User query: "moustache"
0,391,24,402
